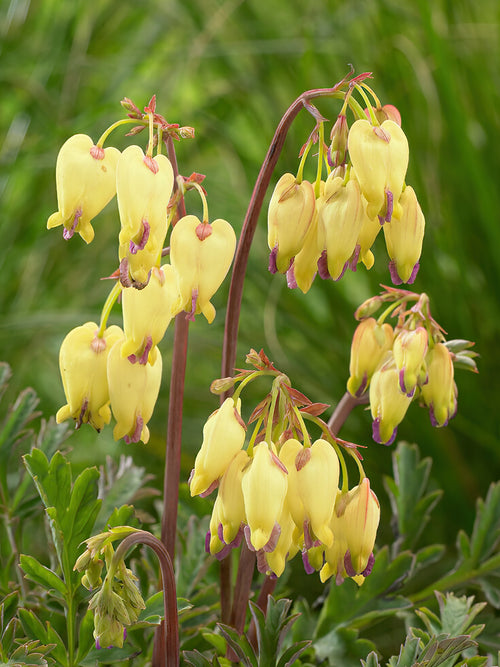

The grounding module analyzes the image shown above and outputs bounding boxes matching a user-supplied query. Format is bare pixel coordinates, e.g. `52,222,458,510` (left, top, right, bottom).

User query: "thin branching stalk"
220,74,369,628
115,531,179,667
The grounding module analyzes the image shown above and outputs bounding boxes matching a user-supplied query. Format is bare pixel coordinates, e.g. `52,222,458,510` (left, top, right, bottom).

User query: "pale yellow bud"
218,449,250,544
190,398,246,497
421,343,456,427
242,442,288,551
296,439,339,547
107,338,162,444
267,174,316,273
347,318,394,397
384,185,425,284
392,327,428,396
370,356,412,444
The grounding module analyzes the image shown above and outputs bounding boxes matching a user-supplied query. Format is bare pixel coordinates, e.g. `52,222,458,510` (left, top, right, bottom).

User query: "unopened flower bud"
384,185,425,285
242,442,288,551
190,398,246,496
267,174,316,274
421,342,456,427
347,318,394,397
370,356,412,445
392,327,428,396
328,114,348,168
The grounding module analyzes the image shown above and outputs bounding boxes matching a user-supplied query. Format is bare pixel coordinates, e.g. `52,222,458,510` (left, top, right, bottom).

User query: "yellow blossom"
56,322,123,431
370,355,412,444
347,318,394,397
47,134,120,244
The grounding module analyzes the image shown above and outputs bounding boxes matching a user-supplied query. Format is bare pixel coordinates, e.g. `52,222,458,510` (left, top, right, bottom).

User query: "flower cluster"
346,287,478,445
74,527,145,649
189,349,380,584
48,97,236,443
267,84,425,292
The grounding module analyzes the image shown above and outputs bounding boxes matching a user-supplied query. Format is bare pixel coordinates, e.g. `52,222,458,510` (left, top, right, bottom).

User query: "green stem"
409,553,500,606
354,84,379,125
96,118,145,148
314,122,325,198
97,281,122,337
296,138,313,184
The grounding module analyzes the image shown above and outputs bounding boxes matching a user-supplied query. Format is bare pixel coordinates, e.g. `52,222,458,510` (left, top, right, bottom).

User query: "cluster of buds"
189,349,380,585
74,527,145,650
346,287,478,445
268,80,425,292
48,96,236,443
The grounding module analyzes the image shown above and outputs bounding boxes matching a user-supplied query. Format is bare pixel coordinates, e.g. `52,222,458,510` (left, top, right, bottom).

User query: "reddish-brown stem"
114,531,179,667
229,542,256,633
220,77,363,629
154,136,189,664
328,391,369,435
160,135,188,558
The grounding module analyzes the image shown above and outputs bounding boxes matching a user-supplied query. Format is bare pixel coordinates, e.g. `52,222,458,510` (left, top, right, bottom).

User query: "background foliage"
1,0,499,649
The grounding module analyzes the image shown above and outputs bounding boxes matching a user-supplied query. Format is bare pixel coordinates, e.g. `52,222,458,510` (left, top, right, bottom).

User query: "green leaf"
0,387,39,457
202,630,227,655
316,547,414,636
82,645,142,664
0,591,19,629
217,624,256,667
477,576,500,609
183,649,222,667
19,554,66,597
387,636,421,666
76,609,96,664
361,651,381,667
313,627,375,666
384,442,442,554
18,608,48,644
1,617,18,655
468,482,500,565
276,640,311,667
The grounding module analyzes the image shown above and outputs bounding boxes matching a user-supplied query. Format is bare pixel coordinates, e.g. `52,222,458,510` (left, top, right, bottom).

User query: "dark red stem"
220,78,360,628
328,391,369,435
115,531,179,667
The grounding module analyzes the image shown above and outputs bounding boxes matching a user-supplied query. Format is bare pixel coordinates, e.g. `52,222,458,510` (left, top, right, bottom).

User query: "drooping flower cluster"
74,527,146,649
346,286,478,445
189,349,380,584
267,82,425,292
48,96,236,443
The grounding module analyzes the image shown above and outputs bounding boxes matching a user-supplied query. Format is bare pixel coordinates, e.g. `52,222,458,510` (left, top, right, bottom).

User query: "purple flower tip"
302,550,315,575
362,552,375,577
129,219,150,254
317,251,331,280
384,189,394,223
388,260,403,285
344,550,356,577
407,262,420,284
372,418,397,446
205,531,211,554
286,264,298,289
349,244,361,272
268,246,278,274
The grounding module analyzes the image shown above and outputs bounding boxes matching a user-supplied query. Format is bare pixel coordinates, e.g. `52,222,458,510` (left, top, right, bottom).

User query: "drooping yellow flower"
369,355,413,445
170,215,236,323
288,202,324,294
267,173,316,274
56,322,123,431
47,134,120,244
242,442,288,551
321,479,379,583
116,145,174,285
295,439,340,547
318,174,365,280
392,327,428,396
189,398,246,497
348,119,409,221
347,318,394,397
263,502,299,577
107,338,163,444
120,264,180,365
383,185,425,284
421,342,456,427
217,449,250,545
278,438,305,540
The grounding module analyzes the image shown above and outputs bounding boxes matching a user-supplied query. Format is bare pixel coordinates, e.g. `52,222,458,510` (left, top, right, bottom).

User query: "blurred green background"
1,0,499,567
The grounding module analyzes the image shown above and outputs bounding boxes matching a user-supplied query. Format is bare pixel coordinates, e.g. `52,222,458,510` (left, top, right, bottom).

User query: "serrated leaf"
19,554,66,596
45,623,68,665
1,617,18,654
361,651,381,667
183,649,221,667
202,630,227,654
384,442,442,553
18,609,47,643
387,635,420,666
0,591,19,628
